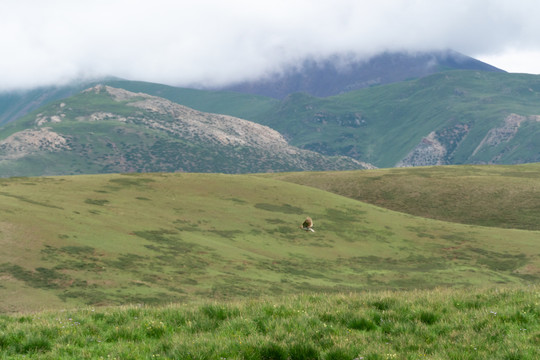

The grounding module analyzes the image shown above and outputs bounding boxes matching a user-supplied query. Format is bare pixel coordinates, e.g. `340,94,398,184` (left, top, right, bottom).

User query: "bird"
300,216,315,232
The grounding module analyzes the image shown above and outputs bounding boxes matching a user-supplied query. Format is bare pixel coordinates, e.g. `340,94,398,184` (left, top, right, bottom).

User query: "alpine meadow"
0,52,539,359
0,167,539,359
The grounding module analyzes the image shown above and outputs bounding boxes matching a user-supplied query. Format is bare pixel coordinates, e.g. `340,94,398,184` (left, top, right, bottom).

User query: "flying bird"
301,216,315,232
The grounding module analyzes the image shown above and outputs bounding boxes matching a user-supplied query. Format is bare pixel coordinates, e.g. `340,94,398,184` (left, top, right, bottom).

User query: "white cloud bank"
1,0,540,91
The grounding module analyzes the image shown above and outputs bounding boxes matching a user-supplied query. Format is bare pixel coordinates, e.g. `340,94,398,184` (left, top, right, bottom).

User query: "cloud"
1,0,540,91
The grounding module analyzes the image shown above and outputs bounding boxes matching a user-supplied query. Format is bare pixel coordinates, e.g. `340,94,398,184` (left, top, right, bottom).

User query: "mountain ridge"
218,50,504,98
0,85,371,177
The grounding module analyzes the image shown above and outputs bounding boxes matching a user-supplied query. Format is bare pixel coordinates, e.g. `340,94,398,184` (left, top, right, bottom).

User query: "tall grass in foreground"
0,287,538,359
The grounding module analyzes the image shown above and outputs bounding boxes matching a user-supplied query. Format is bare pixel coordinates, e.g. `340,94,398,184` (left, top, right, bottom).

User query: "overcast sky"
2,0,540,91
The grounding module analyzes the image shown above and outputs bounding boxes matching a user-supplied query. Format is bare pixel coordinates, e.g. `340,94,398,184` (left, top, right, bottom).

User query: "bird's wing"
303,217,313,228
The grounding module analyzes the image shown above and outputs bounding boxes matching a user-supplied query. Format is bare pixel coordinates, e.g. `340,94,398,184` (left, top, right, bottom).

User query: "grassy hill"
107,71,540,169
1,169,538,313
266,163,540,230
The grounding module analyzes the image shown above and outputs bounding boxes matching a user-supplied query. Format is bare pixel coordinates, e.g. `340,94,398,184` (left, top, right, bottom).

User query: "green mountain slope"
0,85,368,177
256,71,540,167
106,71,540,168
0,172,538,313
2,70,540,175
266,163,540,230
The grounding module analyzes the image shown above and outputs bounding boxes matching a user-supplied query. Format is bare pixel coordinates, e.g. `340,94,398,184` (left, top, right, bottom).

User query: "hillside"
266,163,540,230
2,71,540,175
106,71,540,169
0,85,368,177
217,50,504,98
248,71,540,167
0,171,538,313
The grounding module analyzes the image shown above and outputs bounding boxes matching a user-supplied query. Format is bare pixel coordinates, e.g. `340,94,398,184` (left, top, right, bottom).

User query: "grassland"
0,287,538,359
0,168,539,314
267,163,540,230
0,165,539,358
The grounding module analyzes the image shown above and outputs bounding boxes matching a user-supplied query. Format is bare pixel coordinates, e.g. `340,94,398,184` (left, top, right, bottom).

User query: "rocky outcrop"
396,132,447,167
0,128,70,160
396,123,470,167
397,113,540,167
472,114,538,156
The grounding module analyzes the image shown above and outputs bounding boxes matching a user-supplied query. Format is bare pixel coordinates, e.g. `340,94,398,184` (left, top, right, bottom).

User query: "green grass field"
1,165,539,359
0,287,538,359
0,167,539,314
267,163,540,230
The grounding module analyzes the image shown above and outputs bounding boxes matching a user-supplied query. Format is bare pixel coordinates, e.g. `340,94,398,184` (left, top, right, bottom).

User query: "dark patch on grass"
370,298,395,311
174,219,200,231
419,311,439,325
258,342,288,360
266,225,297,236
105,253,148,270
266,218,287,224
59,289,111,305
200,304,240,321
346,316,377,331
208,229,242,239
471,248,528,271
226,197,247,204
255,203,304,214
288,342,319,360
345,255,446,273
85,198,110,206
16,335,52,354
108,177,155,187
0,263,70,289
0,192,63,209
136,196,151,201
134,229,212,276
325,207,366,222
60,245,96,255
41,245,102,272
325,348,355,360
441,233,471,244
134,229,179,244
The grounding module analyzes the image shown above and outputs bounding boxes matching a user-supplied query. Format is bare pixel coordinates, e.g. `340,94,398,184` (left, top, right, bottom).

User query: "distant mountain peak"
219,50,505,98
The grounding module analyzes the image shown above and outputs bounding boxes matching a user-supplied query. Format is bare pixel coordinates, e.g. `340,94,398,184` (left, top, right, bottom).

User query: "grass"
266,163,540,230
0,287,538,359
0,170,539,313
0,166,538,357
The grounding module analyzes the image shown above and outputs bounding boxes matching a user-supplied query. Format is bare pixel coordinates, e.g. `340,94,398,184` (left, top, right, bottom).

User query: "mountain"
237,71,540,168
218,50,504,99
0,80,117,128
0,85,81,127
0,50,501,128
0,85,370,177
104,71,540,169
